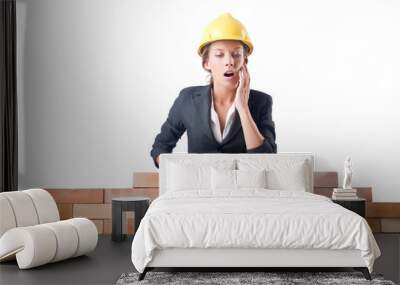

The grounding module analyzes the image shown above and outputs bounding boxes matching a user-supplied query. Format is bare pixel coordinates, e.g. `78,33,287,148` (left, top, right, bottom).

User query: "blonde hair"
200,42,249,84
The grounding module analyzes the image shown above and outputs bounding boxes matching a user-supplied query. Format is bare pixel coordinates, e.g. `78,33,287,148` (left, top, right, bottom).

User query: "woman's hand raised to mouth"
233,63,265,150
234,63,250,114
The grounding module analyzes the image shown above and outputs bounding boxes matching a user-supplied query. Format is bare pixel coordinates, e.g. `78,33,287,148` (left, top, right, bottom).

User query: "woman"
150,13,277,168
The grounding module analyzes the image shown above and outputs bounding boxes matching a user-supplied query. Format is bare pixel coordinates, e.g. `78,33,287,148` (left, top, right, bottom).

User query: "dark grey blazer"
150,84,277,168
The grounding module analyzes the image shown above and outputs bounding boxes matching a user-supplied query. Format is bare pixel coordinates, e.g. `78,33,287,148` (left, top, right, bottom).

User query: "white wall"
16,0,400,201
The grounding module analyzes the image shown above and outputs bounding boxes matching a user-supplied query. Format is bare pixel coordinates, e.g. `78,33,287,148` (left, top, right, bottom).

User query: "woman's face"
204,40,245,89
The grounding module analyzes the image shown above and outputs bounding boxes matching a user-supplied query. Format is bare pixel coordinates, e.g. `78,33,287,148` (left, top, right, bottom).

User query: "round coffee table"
111,196,150,241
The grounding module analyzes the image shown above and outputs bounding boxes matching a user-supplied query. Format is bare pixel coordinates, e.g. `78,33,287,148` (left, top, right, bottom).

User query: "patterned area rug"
116,271,396,285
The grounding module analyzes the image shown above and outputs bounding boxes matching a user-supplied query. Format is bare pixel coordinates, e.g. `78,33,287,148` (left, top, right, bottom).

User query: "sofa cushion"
0,192,39,227
0,196,17,237
24,189,60,224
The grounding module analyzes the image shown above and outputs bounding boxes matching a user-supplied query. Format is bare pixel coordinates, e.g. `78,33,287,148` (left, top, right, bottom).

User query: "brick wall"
46,172,158,234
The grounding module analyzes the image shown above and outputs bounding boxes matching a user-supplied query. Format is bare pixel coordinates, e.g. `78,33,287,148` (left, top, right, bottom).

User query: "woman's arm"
235,64,277,153
240,96,277,153
150,92,186,168
239,108,265,149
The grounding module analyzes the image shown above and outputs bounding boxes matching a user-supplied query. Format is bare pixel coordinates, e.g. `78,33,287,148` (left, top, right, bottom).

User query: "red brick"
367,218,381,233
314,172,338,188
367,203,400,218
56,203,73,220
46,189,104,204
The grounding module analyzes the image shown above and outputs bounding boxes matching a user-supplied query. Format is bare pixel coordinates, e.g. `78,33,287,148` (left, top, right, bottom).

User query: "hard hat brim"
198,38,253,56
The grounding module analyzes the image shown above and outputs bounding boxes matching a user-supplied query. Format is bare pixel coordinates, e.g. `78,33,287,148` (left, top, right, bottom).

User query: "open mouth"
224,71,235,77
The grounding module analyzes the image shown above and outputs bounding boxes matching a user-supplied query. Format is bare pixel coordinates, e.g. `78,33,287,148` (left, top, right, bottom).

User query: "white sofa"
0,189,98,269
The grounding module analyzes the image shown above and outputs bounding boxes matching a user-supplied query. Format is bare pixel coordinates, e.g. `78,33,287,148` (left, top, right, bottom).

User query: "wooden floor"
0,234,399,285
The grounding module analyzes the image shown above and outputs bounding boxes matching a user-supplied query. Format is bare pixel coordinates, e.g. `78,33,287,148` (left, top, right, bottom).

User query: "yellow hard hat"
198,13,253,56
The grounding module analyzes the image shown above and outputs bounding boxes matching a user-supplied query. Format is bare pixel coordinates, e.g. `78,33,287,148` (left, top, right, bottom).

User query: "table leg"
112,202,124,241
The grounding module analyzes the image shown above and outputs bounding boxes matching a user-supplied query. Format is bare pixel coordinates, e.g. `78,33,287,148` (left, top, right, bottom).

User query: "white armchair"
0,189,98,269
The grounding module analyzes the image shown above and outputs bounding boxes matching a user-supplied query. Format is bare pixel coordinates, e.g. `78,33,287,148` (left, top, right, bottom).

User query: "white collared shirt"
210,88,236,143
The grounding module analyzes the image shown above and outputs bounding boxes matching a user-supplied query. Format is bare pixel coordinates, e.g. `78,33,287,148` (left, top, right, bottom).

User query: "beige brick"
104,219,112,234
367,218,381,233
142,188,159,200
381,219,400,233
314,172,338,188
56,203,73,220
125,211,134,219
104,188,138,203
133,172,159,188
46,189,104,204
121,211,133,234
73,204,111,219
104,188,159,203
90,219,104,234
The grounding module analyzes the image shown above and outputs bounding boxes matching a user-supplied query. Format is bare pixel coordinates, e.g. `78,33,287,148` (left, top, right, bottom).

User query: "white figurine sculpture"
343,156,353,190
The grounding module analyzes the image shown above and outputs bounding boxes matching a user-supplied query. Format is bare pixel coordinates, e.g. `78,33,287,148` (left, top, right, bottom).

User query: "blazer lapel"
221,109,242,145
192,84,218,144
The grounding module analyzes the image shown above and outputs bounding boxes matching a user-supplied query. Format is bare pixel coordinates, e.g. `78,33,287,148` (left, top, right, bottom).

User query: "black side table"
112,196,150,241
332,198,366,218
